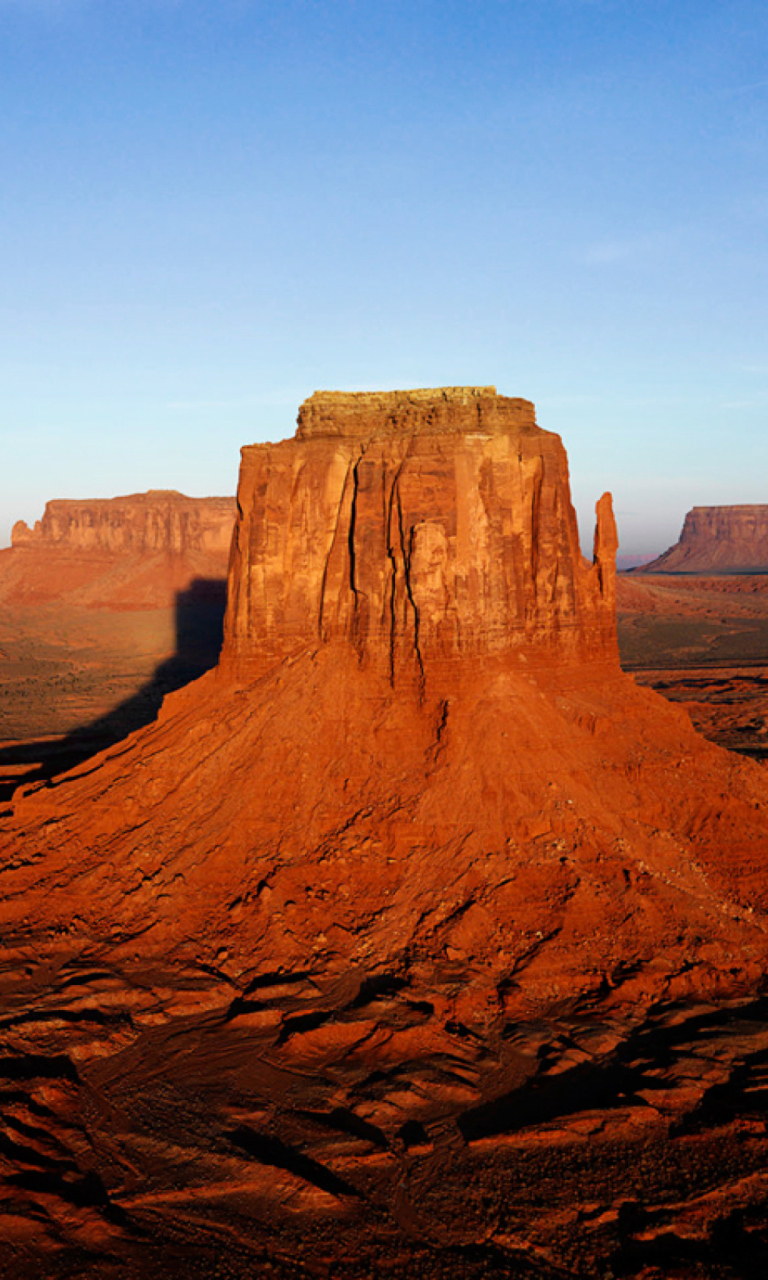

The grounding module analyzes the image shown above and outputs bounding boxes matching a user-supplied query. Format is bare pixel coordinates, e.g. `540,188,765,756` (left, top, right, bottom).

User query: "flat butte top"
688,505,768,516
294,387,539,441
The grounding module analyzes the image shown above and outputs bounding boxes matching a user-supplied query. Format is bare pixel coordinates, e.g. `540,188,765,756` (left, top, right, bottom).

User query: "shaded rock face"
11,490,235,557
643,504,768,573
223,388,617,679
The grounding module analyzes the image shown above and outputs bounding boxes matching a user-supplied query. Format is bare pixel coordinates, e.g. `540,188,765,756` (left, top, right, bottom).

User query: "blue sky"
1,0,767,554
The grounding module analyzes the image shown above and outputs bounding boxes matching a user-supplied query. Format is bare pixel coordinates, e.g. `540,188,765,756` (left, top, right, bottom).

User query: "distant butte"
2,390,768,1276
0,489,236,771
11,489,234,555
640,503,768,573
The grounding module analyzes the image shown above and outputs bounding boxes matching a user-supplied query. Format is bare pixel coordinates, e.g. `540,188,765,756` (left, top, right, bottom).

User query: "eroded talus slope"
3,642,768,1003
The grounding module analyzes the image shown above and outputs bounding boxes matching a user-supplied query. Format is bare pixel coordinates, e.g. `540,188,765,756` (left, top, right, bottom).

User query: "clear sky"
1,0,767,555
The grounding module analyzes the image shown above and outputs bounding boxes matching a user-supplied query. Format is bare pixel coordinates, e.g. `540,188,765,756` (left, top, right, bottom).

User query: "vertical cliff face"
11,491,236,556
643,505,768,573
222,388,618,679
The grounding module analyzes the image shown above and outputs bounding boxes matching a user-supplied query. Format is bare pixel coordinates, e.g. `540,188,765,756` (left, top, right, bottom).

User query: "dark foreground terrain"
3,954,768,1280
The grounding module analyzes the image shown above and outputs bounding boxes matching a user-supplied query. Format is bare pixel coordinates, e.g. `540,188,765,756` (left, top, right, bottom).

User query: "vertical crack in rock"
385,468,401,687
429,697,450,762
395,478,425,694
530,456,543,625
384,446,416,687
318,458,356,643
346,452,370,660
348,458,360,610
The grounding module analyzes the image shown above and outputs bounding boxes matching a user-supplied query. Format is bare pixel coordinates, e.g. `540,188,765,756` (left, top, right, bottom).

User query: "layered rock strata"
642,504,768,573
223,388,617,679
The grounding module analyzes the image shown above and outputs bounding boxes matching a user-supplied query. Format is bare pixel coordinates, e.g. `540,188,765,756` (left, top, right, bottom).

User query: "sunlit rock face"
222,387,617,680
643,504,768,573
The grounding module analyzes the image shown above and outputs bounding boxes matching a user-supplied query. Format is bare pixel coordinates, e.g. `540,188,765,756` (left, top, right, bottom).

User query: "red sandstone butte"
642,503,768,573
2,387,768,1014
1,490,235,608
223,388,618,679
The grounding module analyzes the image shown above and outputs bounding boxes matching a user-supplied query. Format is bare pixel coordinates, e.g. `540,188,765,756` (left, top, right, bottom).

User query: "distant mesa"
11,489,235,556
640,504,768,574
2,489,236,609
